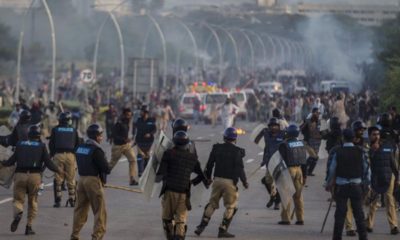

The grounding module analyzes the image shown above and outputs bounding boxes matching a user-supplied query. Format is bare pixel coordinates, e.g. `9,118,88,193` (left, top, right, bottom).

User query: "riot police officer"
156,131,206,240
0,110,31,147
195,127,248,238
325,129,370,240
352,120,368,147
301,107,322,176
322,117,343,153
172,118,197,156
49,112,80,208
109,108,138,185
366,126,399,235
378,113,399,147
254,117,285,210
277,124,310,225
0,125,60,235
70,124,110,240
132,105,156,176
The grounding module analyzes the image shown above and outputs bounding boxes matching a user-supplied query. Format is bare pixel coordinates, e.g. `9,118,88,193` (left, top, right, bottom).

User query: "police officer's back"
1,125,60,235
156,131,205,240
172,119,197,156
71,124,110,240
277,124,308,225
196,128,248,238
48,112,80,156
49,112,80,208
325,129,369,240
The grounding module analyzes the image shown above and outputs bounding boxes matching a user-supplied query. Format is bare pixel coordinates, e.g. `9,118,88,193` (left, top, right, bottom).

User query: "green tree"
375,14,400,109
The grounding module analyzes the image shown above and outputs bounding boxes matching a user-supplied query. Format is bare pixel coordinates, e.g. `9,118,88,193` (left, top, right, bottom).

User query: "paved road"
0,121,398,240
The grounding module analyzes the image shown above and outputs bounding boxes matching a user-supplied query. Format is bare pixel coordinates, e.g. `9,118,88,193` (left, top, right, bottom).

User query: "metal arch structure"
243,29,267,65
228,28,255,73
278,37,293,67
210,24,241,73
93,11,125,94
260,33,278,68
194,22,223,84
16,0,57,102
166,17,199,77
140,14,168,87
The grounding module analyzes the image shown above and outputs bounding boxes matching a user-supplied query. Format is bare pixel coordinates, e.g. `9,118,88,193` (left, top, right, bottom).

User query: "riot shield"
139,130,173,200
250,124,266,149
0,126,15,189
267,152,296,209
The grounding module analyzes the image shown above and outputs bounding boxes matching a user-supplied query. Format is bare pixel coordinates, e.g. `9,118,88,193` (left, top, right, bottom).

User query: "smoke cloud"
297,15,374,91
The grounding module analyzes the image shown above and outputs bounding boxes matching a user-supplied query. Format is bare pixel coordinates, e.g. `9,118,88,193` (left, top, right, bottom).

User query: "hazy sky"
165,0,400,7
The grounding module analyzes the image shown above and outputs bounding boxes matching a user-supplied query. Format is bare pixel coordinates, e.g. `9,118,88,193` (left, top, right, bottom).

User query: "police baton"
104,184,143,194
321,196,334,233
58,101,65,113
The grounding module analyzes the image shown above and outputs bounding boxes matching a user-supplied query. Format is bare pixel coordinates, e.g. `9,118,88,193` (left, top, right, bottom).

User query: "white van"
178,93,202,119
229,91,247,119
202,92,229,124
320,81,349,93
258,81,283,95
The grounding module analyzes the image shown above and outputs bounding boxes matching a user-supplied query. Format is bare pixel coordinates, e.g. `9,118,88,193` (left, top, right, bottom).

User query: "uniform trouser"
109,143,137,180
162,191,188,238
333,184,367,240
281,166,304,222
13,173,41,226
306,139,321,174
70,176,107,240
367,175,398,230
265,170,277,196
137,145,151,176
54,152,76,201
345,201,355,231
204,177,239,230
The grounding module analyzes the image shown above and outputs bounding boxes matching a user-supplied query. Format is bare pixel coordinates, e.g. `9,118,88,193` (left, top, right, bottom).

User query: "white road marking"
261,166,266,170
209,134,215,137
196,137,204,140
258,152,263,156
246,159,254,163
0,197,13,205
44,182,53,187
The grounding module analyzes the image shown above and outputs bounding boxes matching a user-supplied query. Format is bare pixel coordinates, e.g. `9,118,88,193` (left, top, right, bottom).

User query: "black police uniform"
156,146,205,240
1,140,59,233
49,124,80,206
195,142,247,237
71,140,110,240
330,146,368,240
132,116,156,175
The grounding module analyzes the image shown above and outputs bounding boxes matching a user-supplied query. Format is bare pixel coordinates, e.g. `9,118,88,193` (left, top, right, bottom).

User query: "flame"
236,128,246,135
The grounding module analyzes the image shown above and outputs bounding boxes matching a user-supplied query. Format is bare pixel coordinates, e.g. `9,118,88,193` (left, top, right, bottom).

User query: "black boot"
218,227,235,238
307,158,317,176
53,179,61,208
274,193,281,210
66,198,75,207
25,225,35,235
194,219,209,236
10,212,22,232
266,195,276,208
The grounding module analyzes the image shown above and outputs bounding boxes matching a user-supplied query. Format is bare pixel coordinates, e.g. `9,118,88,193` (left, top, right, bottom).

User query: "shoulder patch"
76,147,91,155
19,141,40,147
57,127,74,132
288,141,304,148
